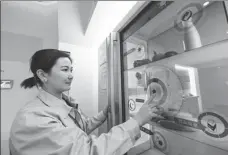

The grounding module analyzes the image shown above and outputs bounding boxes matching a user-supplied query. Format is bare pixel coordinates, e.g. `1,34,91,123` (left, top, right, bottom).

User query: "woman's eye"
62,69,68,72
62,68,73,72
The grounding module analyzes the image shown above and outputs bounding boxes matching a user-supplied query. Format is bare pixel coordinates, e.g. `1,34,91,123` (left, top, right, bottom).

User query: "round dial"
198,112,228,138
153,131,168,152
128,99,136,111
146,66,183,116
136,45,145,59
147,78,168,106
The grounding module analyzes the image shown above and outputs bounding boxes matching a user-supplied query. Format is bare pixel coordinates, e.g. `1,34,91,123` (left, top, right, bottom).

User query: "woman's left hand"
103,104,111,116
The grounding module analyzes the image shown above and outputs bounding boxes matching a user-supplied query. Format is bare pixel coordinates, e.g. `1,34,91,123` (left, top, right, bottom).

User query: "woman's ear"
36,69,48,83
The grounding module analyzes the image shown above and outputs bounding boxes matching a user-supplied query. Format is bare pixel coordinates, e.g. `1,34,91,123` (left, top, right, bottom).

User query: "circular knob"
152,131,168,153
181,10,193,21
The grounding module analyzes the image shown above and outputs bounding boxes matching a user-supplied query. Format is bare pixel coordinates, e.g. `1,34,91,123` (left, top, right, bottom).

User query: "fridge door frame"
115,1,228,155
107,32,123,127
98,32,123,134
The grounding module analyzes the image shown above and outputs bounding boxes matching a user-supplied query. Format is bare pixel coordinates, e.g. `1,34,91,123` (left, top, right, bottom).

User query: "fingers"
148,104,164,116
150,93,156,99
148,106,158,117
148,103,157,109
146,94,156,105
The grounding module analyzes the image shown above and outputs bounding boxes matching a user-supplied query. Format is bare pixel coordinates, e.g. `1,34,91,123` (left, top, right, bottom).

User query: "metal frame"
106,32,123,128
118,1,173,122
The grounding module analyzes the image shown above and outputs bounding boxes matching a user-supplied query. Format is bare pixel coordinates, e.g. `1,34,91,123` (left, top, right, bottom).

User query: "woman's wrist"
103,104,110,116
103,110,108,117
132,115,143,127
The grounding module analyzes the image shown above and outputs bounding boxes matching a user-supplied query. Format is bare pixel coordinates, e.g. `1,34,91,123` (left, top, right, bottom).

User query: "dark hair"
21,49,72,89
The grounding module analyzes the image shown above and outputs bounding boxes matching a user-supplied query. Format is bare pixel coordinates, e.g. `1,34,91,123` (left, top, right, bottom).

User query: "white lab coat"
9,89,141,155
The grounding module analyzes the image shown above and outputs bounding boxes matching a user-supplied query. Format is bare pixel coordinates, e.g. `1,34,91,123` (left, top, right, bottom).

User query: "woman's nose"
68,73,73,80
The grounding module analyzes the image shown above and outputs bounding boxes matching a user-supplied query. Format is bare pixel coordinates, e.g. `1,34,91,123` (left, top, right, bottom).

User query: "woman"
9,49,158,155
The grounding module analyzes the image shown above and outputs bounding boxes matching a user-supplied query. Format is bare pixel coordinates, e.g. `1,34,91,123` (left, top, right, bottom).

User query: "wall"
1,32,43,155
58,43,99,135
57,1,138,49
1,61,39,155
1,2,58,155
1,32,44,155
57,1,89,47
1,1,58,49
1,31,43,62
1,26,46,155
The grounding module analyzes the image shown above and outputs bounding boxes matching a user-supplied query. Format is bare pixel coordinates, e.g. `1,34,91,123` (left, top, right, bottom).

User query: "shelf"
125,56,172,72
124,39,228,72
126,64,148,72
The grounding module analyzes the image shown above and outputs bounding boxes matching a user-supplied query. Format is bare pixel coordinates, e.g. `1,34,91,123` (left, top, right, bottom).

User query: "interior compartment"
124,1,228,154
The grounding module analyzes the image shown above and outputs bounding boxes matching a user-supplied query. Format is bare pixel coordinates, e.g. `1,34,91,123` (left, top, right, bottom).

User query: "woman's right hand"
133,94,158,126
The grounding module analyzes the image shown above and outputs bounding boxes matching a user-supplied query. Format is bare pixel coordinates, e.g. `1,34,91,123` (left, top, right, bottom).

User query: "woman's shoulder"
11,97,58,133
14,97,55,123
20,97,47,113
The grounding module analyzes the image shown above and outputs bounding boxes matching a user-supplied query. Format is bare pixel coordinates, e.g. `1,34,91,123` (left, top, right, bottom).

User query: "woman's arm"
63,94,110,135
10,110,141,155
79,109,107,135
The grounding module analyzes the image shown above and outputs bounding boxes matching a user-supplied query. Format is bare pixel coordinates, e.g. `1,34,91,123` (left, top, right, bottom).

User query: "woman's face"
45,57,73,93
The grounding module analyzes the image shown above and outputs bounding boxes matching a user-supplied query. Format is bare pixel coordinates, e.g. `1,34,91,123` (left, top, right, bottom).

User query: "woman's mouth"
65,82,72,85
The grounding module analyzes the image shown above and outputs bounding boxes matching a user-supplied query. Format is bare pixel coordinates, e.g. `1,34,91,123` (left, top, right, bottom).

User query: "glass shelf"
124,39,228,73
124,54,175,72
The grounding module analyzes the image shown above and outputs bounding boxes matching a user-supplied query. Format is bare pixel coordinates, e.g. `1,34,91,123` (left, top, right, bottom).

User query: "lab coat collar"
37,89,73,118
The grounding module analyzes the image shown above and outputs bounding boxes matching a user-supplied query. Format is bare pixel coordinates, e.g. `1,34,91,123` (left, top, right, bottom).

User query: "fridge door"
118,1,228,155
98,32,122,135
98,39,109,135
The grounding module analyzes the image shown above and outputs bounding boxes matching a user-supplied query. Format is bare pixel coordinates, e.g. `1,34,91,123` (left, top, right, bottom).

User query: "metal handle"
106,32,122,130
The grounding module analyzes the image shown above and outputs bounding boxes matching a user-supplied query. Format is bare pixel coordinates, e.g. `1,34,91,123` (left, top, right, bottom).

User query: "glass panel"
122,1,228,71
122,1,228,154
124,41,228,154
